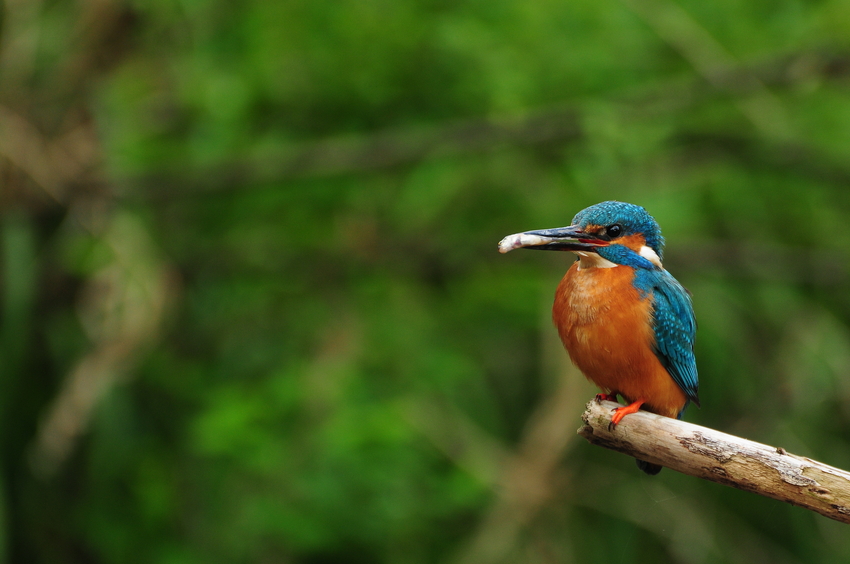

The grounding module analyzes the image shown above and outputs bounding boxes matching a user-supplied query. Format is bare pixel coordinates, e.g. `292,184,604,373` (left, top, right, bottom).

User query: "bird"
498,201,698,475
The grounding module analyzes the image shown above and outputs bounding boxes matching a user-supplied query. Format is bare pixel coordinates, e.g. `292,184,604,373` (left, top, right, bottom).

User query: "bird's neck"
577,245,663,271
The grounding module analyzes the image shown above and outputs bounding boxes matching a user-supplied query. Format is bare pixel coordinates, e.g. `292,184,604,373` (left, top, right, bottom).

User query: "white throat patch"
575,251,618,270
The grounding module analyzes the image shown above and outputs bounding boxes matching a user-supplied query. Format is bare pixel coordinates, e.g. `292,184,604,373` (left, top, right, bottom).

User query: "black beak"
498,225,607,254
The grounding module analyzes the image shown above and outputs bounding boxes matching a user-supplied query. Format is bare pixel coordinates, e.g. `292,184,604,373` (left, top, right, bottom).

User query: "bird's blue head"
571,201,665,260
498,201,666,269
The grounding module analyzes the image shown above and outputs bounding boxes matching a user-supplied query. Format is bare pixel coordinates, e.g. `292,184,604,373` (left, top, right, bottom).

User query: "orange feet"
608,399,645,431
595,393,618,403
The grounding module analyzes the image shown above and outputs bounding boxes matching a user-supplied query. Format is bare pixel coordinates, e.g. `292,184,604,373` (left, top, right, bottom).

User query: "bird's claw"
606,399,645,432
608,410,623,431
595,393,618,403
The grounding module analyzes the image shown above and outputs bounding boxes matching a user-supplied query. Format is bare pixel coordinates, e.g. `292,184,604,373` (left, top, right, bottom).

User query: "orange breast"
553,262,687,418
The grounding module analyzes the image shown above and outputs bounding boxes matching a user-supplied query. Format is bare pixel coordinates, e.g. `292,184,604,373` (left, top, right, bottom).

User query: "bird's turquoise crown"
572,201,665,260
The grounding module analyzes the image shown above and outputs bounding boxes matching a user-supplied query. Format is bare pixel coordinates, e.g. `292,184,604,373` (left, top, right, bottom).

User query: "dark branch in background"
579,400,850,525
134,105,582,193
131,50,850,194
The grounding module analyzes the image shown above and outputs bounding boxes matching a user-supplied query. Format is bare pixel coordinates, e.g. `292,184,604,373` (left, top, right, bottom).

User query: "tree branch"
578,399,850,524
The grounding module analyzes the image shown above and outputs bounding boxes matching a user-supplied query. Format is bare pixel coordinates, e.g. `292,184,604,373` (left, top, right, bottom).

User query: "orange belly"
553,262,687,419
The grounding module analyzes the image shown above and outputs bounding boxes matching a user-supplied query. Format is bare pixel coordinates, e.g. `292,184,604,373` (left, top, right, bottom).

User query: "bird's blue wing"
642,270,700,407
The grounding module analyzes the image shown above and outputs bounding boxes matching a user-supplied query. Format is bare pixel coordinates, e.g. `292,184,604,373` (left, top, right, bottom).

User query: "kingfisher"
499,201,698,475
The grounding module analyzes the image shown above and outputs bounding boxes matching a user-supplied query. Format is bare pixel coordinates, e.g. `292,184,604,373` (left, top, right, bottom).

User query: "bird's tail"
636,459,663,475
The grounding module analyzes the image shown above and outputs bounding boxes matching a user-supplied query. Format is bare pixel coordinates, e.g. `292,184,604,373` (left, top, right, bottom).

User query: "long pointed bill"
498,225,607,254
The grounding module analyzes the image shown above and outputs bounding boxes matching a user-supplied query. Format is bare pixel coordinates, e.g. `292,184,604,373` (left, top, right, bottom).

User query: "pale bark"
578,399,850,524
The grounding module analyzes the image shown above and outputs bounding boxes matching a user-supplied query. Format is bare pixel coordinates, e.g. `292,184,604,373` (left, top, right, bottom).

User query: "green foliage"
5,0,850,562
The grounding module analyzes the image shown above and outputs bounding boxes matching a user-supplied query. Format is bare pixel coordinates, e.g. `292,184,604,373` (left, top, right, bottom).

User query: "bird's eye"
606,224,622,238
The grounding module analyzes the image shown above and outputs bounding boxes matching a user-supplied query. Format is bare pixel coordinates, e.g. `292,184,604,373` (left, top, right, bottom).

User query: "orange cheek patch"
616,233,647,252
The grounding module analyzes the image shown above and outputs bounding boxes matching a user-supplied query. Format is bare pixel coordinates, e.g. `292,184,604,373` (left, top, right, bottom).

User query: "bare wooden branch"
578,399,850,524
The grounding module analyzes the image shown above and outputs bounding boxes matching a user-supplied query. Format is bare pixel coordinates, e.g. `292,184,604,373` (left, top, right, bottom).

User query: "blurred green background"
3,0,850,562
